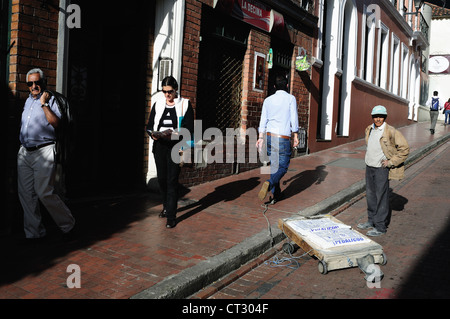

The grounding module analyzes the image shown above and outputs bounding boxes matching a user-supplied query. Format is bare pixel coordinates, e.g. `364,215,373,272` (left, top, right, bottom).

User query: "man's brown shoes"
258,181,270,200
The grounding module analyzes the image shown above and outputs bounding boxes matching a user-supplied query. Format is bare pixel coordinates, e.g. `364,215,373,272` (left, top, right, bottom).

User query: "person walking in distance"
427,91,443,134
358,105,409,236
443,98,450,125
256,75,299,205
17,68,76,242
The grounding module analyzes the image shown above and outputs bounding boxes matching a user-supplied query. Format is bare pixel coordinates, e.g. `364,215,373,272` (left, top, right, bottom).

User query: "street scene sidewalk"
196,125,450,299
0,121,449,299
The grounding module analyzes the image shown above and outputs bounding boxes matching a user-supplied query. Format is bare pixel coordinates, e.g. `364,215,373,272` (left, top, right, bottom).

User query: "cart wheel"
318,261,328,275
282,242,295,254
380,252,387,265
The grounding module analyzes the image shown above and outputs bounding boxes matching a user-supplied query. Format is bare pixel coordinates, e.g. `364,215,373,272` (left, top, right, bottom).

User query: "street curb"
404,131,450,166
131,226,284,299
130,132,450,299
301,131,450,217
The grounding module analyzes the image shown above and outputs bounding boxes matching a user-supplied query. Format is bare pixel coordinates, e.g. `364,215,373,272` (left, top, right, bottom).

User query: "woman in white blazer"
146,76,194,228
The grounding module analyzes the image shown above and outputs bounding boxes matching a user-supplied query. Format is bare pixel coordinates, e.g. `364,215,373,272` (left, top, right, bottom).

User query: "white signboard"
285,218,371,249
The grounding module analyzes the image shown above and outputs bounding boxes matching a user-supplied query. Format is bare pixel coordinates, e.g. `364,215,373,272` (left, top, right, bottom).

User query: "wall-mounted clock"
429,56,450,74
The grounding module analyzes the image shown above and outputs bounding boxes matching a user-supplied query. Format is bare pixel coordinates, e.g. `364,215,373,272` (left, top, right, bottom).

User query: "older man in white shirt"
17,68,76,241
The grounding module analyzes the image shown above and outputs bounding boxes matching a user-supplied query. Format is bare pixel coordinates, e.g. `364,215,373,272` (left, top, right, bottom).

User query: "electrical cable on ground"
262,204,273,247
261,203,313,269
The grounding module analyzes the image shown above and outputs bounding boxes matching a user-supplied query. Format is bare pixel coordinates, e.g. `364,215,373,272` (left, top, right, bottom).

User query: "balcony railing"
405,10,429,49
292,0,315,15
418,12,429,41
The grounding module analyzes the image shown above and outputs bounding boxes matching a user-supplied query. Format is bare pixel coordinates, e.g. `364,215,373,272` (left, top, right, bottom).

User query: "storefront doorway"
65,1,152,197
267,39,293,96
197,6,249,133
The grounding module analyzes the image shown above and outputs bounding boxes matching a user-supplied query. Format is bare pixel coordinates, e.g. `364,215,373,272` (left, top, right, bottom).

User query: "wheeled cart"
278,215,387,274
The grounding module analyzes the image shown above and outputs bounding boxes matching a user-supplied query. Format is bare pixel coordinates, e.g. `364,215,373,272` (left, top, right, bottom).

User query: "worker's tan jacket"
365,123,410,180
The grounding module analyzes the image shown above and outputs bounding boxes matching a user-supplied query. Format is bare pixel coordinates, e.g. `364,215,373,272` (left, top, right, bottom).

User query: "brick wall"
289,25,314,130
178,0,264,188
242,29,271,131
9,0,60,98
7,0,314,192
181,0,202,111
176,0,313,188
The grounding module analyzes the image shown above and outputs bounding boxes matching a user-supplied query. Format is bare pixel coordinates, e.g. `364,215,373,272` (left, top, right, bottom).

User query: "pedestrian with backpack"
17,68,76,242
427,91,443,134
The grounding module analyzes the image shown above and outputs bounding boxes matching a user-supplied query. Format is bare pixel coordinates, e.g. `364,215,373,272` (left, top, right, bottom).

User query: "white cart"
278,215,387,274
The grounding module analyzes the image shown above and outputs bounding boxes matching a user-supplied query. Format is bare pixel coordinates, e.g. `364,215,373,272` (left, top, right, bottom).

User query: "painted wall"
428,17,450,121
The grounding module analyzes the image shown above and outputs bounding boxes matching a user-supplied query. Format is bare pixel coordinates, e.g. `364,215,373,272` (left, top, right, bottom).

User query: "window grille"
158,57,173,90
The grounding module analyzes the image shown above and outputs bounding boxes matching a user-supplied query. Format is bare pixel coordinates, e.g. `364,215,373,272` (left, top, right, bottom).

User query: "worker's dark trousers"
365,165,390,232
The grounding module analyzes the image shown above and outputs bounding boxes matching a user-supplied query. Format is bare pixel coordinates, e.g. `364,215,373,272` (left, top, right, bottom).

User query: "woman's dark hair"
161,76,178,90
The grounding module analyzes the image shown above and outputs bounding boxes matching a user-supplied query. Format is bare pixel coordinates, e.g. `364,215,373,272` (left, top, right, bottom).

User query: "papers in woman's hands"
147,129,173,139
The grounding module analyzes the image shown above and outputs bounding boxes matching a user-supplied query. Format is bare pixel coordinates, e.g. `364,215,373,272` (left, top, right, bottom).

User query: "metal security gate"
216,54,242,131
197,41,245,132
197,7,248,132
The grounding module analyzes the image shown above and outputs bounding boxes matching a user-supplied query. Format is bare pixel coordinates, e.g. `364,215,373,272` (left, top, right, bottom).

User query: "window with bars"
197,7,248,133
158,57,173,90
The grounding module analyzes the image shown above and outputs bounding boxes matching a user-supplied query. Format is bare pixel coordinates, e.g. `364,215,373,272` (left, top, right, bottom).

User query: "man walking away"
256,75,299,205
427,91,443,134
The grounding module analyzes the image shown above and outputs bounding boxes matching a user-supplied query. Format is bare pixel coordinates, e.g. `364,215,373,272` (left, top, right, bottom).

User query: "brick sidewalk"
0,121,448,299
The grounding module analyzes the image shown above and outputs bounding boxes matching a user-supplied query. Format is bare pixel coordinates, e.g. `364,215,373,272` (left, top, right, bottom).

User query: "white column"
147,0,185,184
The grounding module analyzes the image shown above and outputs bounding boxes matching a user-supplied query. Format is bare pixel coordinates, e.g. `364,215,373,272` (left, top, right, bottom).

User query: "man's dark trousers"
365,165,390,232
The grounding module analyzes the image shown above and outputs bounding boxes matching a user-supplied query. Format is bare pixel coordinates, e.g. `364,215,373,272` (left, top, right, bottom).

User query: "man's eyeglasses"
162,89,174,95
26,80,43,87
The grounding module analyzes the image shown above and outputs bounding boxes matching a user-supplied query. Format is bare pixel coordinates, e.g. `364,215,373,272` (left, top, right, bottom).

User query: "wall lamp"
404,0,425,15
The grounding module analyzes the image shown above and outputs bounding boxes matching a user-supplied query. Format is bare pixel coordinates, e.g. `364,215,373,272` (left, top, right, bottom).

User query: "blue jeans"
445,110,450,124
266,135,291,199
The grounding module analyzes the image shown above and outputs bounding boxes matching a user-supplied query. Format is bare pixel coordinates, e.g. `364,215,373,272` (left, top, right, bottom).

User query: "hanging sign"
267,48,273,69
214,0,271,32
295,47,311,72
238,0,271,31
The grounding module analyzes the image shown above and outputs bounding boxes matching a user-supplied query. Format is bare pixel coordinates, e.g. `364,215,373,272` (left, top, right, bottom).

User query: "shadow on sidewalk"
176,177,261,224
386,190,408,226
280,165,328,201
0,194,159,286
389,191,408,211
